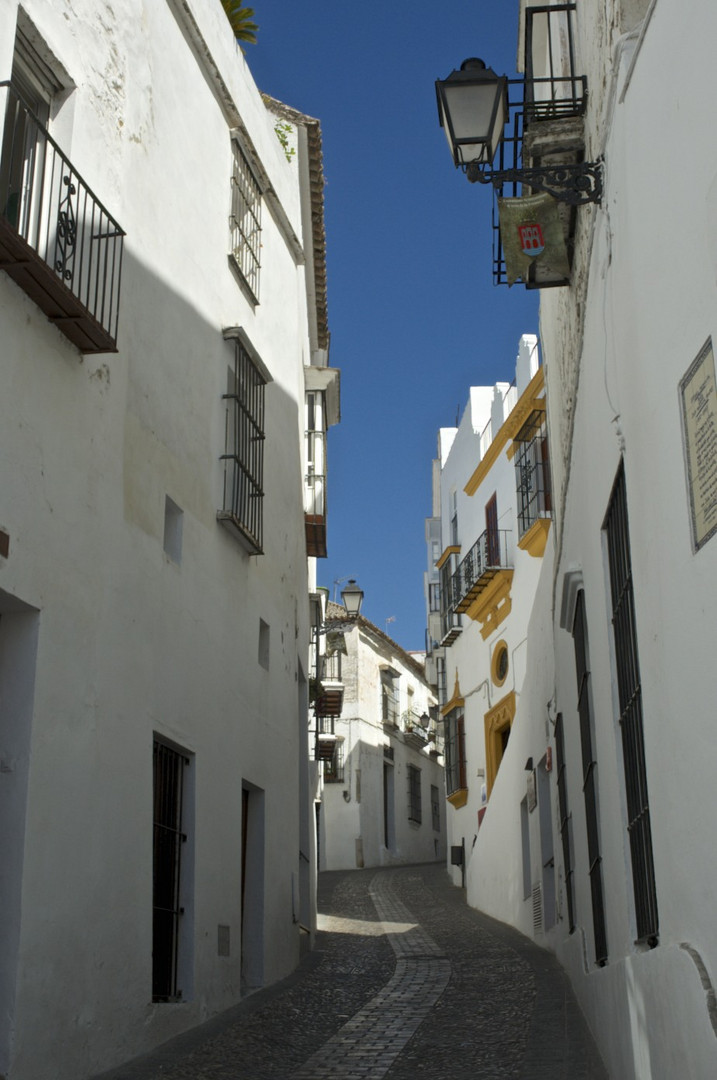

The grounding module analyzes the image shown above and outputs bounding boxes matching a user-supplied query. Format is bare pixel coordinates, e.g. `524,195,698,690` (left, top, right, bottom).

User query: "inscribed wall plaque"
680,338,717,551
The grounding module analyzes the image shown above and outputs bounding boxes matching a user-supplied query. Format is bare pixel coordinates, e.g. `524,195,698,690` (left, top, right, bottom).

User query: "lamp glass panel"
442,80,503,164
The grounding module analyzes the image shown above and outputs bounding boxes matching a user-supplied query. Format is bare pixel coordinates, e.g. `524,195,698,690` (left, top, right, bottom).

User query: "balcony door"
1,33,57,241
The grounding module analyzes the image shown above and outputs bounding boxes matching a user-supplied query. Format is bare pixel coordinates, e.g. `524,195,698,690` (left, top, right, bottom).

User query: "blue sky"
249,2,539,651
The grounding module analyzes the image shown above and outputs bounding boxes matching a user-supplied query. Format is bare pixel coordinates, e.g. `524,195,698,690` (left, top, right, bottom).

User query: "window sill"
217,511,262,555
446,788,468,809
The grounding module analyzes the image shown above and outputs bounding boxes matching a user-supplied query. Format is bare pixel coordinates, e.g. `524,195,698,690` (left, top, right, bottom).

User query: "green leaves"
221,1,258,46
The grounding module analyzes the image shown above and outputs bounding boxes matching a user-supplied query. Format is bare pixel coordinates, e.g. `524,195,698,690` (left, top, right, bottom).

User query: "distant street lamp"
340,579,364,618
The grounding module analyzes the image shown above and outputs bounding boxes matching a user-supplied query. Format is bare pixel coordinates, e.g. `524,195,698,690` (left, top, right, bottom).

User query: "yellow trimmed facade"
442,674,468,808
464,367,546,496
518,517,551,558
465,569,513,640
484,691,516,797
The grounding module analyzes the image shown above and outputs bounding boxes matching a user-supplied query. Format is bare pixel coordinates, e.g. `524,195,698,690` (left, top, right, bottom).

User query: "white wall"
522,2,717,1076
320,620,446,871
0,1,319,1076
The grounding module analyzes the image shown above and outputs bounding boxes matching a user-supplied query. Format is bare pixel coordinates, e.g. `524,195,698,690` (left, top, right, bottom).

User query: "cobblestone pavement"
96,864,607,1080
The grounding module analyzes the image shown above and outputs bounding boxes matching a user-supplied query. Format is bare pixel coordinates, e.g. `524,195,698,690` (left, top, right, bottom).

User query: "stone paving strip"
94,865,606,1080
291,869,451,1080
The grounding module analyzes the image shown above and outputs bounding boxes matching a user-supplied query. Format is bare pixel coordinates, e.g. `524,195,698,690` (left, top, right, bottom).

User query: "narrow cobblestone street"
97,864,607,1080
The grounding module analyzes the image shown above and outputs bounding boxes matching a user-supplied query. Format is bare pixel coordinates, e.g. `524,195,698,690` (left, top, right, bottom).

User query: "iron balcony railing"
320,649,342,683
451,529,511,614
523,4,586,123
0,82,124,352
490,3,588,285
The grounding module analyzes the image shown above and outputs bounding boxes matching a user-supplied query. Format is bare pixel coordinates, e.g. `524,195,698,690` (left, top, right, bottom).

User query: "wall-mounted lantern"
436,57,602,206
340,578,364,618
435,4,603,288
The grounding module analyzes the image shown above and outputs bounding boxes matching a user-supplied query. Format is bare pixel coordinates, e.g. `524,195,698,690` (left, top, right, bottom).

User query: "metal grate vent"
532,883,543,935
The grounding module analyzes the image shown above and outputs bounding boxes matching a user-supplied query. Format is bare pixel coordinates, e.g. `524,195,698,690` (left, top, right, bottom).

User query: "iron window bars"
514,409,552,538
153,740,188,1002
604,462,659,947
0,81,124,351
323,739,345,783
219,339,266,554
407,765,422,824
572,590,608,966
230,141,261,302
554,713,576,933
444,706,467,797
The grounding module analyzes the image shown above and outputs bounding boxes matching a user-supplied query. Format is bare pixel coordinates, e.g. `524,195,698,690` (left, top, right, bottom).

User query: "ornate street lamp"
436,59,508,170
436,57,602,206
340,579,364,618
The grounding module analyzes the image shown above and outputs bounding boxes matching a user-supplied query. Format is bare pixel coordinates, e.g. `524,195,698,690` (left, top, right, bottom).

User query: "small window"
229,140,262,302
491,640,509,686
380,668,399,727
444,706,466,797
218,336,266,554
407,764,422,824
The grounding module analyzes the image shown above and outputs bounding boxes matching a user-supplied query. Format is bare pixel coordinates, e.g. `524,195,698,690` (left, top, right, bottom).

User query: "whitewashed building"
0,2,337,1078
423,336,552,895
314,598,445,872
434,2,717,1077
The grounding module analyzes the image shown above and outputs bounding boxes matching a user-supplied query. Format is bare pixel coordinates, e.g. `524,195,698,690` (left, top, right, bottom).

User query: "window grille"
604,462,659,946
439,555,462,643
153,740,187,1002
230,142,261,301
514,410,552,538
444,706,466,796
323,739,344,784
572,590,608,965
219,339,265,554
407,764,422,824
554,713,576,932
436,654,447,706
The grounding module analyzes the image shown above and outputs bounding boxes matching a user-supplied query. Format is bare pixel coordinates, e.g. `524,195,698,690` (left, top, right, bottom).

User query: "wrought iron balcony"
489,4,594,287
451,529,511,614
314,649,344,717
0,82,124,352
439,555,463,645
315,716,337,762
